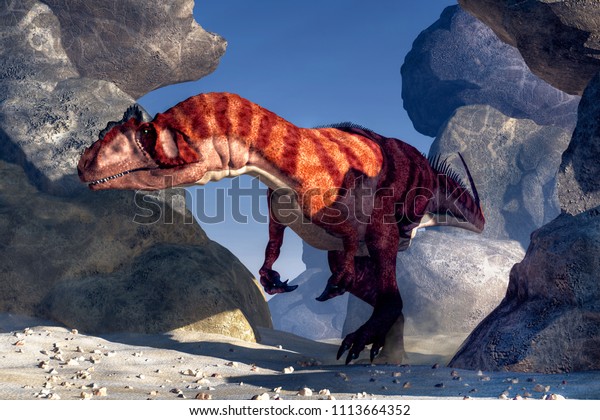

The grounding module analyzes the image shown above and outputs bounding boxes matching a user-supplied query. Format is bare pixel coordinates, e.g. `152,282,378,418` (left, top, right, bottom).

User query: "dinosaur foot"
337,310,403,365
337,325,385,365
259,268,298,295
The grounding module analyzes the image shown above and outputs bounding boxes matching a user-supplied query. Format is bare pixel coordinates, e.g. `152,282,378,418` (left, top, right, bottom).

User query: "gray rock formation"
0,0,225,195
268,244,349,340
0,160,271,339
558,72,600,215
430,105,572,246
449,207,600,373
401,5,579,137
0,159,271,340
458,0,600,96
41,0,226,99
0,1,271,341
343,230,524,339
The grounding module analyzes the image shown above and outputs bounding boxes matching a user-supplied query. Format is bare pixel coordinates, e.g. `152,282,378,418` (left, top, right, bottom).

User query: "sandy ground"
1,313,599,401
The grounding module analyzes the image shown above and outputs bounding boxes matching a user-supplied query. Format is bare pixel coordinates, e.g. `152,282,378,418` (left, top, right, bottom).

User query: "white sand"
1,313,598,400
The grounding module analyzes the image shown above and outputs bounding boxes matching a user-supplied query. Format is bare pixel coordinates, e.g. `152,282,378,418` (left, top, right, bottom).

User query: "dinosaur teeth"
89,170,132,186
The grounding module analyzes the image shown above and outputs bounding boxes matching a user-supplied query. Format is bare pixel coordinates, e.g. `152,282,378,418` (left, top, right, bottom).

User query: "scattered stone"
534,384,551,393
318,389,331,396
137,374,145,380
352,392,368,399
93,387,108,397
392,372,402,377
273,387,282,393
434,383,445,388
182,369,203,377
480,376,491,382
211,373,222,378
13,340,25,346
80,392,92,400
498,394,509,400
251,393,270,400
196,378,210,386
38,361,49,369
431,363,439,369
403,382,412,389
297,388,312,397
70,329,79,335
335,372,349,381
225,361,239,368
149,391,159,396
545,394,566,400
195,392,212,400
283,366,294,374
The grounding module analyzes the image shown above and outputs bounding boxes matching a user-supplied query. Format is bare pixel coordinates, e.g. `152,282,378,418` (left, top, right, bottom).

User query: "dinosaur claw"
315,284,345,302
370,346,380,362
337,343,350,360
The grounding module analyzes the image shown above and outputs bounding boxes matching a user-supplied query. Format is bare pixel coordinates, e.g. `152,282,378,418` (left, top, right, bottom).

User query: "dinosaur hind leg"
335,220,405,364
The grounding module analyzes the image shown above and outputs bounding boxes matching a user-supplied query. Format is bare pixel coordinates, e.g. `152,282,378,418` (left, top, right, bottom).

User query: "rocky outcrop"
449,207,600,373
558,72,600,215
343,230,524,339
0,159,271,340
40,0,226,99
401,5,579,137
430,105,572,246
0,0,225,195
458,0,600,96
0,1,271,341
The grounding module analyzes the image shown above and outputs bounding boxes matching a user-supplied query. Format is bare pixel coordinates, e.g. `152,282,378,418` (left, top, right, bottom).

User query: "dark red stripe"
235,97,253,139
281,124,301,176
255,111,277,151
213,94,231,135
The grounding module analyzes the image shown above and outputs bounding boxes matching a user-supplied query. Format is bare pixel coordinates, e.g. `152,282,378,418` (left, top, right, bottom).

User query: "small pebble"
533,384,550,393
431,363,439,369
297,388,312,397
318,389,331,396
392,372,402,377
282,366,294,374
93,387,108,397
70,329,78,335
545,394,565,400
403,382,412,389
80,392,92,400
251,392,270,400
225,361,239,368
195,392,212,400
434,383,445,388
273,386,282,393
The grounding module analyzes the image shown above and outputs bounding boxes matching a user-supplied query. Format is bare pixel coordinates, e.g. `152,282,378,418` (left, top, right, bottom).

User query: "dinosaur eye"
137,123,157,157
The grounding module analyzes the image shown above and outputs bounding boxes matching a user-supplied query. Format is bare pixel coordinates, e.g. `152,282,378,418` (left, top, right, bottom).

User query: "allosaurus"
78,92,485,364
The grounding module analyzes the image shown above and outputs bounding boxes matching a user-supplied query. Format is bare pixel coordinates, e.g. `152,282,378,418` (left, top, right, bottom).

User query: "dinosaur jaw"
85,167,154,190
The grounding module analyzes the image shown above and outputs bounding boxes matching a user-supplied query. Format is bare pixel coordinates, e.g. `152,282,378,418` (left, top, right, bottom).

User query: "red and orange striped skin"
78,92,485,364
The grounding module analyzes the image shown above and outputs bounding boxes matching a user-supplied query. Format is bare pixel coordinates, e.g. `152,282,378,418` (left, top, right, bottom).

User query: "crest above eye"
98,104,145,140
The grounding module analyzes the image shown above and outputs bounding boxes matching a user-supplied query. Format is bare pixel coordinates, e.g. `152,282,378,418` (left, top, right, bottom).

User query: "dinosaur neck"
154,92,302,188
427,174,485,233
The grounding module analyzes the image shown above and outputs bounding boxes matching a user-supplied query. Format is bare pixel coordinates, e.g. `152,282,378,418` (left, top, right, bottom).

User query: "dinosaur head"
78,105,203,190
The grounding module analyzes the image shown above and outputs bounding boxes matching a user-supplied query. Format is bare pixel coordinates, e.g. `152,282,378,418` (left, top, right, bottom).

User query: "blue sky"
139,0,457,282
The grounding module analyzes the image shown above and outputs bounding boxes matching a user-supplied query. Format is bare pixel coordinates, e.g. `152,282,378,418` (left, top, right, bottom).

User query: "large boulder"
458,0,600,96
41,0,226,99
0,159,271,340
430,104,572,246
0,1,271,341
450,207,600,373
558,72,600,215
343,230,525,338
401,5,579,137
0,0,225,195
